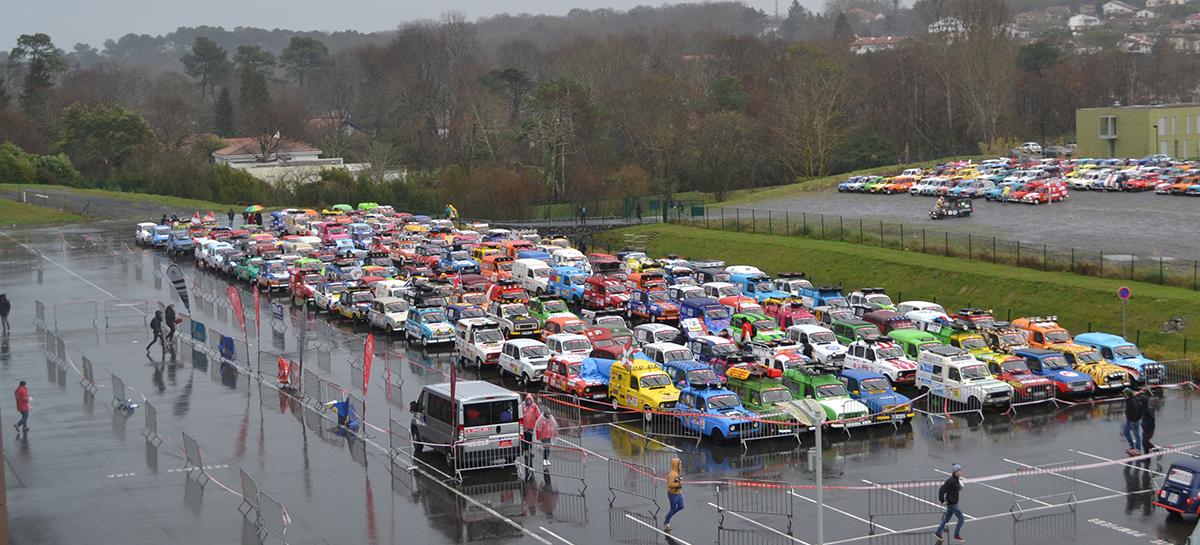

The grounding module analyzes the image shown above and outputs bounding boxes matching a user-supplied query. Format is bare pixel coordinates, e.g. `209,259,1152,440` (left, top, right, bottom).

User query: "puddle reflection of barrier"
1158,359,1194,388
738,414,804,448
864,532,935,545
181,432,210,484
1012,510,1076,545
103,299,149,328
867,480,943,533
913,384,995,420
718,527,796,545
1009,460,1077,519
1155,391,1192,425
53,301,97,330
609,509,659,545
608,458,660,510
715,479,794,534
141,401,163,447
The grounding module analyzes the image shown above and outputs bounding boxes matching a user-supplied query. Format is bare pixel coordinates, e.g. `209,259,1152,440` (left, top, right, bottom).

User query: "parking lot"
2,220,1199,545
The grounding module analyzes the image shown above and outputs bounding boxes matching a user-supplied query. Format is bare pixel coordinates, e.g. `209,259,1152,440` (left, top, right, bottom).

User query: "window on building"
1159,117,1168,136
1172,116,1177,135
1099,116,1117,138
1188,115,1192,135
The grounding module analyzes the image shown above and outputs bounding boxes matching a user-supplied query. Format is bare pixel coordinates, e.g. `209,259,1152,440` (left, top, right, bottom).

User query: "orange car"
880,176,917,195
480,255,515,282
1011,316,1072,349
500,239,536,258
541,316,588,342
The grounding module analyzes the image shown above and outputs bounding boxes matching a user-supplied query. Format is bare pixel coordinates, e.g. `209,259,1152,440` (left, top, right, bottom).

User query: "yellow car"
608,360,680,417
1049,344,1132,394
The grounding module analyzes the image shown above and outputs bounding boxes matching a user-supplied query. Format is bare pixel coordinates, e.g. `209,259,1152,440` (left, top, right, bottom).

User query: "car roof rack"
776,272,806,279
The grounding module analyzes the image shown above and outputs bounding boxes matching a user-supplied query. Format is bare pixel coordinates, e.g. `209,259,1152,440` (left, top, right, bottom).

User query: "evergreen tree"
180,37,233,102
238,63,270,109
214,88,235,137
833,12,856,43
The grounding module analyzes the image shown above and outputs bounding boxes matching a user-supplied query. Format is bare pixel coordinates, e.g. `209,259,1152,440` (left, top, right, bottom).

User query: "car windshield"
827,298,848,308
762,388,793,404
816,383,849,398
503,306,530,317
1045,330,1071,343
753,319,779,331
268,263,286,273
808,332,837,344
497,261,513,271
855,326,881,339
450,251,470,260
612,334,633,346
959,338,986,350
303,274,322,284
464,293,487,305
563,322,587,334
718,286,739,297
325,284,346,294
866,294,893,306
877,347,905,359
654,330,678,342
712,343,739,355
327,226,345,235
533,268,550,278
707,394,739,409
542,301,568,313
961,364,990,379
562,339,591,351
687,369,718,383
155,227,170,234
423,311,447,322
640,374,672,388
1114,345,1141,358
521,345,549,358
172,232,191,240
569,275,588,285
648,291,669,302
753,282,774,293
1000,334,1024,345
371,258,391,267
476,329,504,343
593,338,615,348
597,316,625,327
706,308,730,320
1074,350,1102,363
607,284,627,294
566,363,582,375
460,307,486,319
971,316,996,327
463,399,519,427
859,378,891,392
1000,360,1030,373
385,302,407,313
665,349,694,362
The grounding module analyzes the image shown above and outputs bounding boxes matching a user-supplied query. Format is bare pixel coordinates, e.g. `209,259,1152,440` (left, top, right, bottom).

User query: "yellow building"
1075,103,1200,159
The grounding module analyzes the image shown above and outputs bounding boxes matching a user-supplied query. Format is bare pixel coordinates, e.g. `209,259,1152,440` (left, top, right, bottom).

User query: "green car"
781,365,871,429
830,319,881,346
727,313,786,344
887,329,944,361
237,257,264,283
860,176,886,193
528,297,576,326
726,374,810,436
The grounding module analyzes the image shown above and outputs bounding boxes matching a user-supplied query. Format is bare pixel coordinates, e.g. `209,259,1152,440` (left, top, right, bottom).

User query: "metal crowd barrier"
79,355,98,394
389,419,415,471
715,479,794,534
34,300,45,326
181,432,209,484
111,374,135,411
453,439,521,478
607,458,660,509
913,384,999,420
103,299,149,328
537,392,584,430
1010,460,1078,519
642,410,701,442
141,401,163,447
867,480,943,533
238,469,261,520
53,301,98,330
257,491,287,544
1158,359,1194,388
520,436,587,487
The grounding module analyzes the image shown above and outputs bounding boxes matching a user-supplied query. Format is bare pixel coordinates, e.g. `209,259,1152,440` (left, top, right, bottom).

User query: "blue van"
1154,458,1200,516
680,297,731,333
1073,332,1164,386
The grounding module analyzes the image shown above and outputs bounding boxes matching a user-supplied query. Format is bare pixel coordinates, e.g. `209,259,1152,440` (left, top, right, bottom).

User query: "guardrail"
53,301,97,330
868,480,943,533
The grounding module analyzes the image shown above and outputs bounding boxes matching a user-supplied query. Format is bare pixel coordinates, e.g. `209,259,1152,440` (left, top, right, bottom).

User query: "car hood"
820,397,869,416
1042,368,1088,382
1004,372,1051,385
424,323,453,334
813,344,848,356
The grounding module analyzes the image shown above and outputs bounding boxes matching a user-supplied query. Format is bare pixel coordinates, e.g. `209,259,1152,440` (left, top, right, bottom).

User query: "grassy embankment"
0,184,229,213
0,197,83,224
596,223,1199,365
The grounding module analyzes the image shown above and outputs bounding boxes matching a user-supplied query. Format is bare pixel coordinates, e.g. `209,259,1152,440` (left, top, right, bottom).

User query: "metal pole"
968,234,972,260
821,215,825,239
993,237,997,264
859,219,863,244
1043,245,1047,271
1071,248,1074,273
1160,257,1164,285
786,212,789,235
900,224,904,248
816,423,823,545
1100,251,1104,278
840,216,844,241
1123,299,1127,340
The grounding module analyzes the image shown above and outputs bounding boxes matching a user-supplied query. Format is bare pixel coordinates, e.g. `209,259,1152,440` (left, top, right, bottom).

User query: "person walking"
664,457,684,531
14,380,30,433
164,304,177,342
0,293,10,333
579,205,587,225
521,394,540,453
147,310,166,353
1139,390,1156,454
227,209,235,227
1001,185,1012,205
935,463,965,542
1122,387,1143,456
635,202,643,222
535,410,558,467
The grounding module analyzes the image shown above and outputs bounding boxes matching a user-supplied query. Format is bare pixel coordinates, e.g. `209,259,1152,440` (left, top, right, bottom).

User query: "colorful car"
548,266,588,304
1010,348,1094,397
672,384,760,445
785,324,848,364
1073,332,1164,386
335,287,373,322
544,355,609,399
1012,316,1072,350
256,259,290,291
688,336,742,365
606,359,680,417
837,368,914,423
780,364,872,429
843,336,918,386
976,352,1054,402
730,273,790,303
627,288,680,323
583,275,630,311
1046,343,1132,394
406,307,454,346
727,313,786,344
1152,458,1200,515
528,297,575,325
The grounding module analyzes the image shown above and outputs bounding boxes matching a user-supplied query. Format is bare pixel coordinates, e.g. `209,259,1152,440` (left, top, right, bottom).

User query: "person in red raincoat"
535,411,558,467
521,394,540,452
14,380,30,433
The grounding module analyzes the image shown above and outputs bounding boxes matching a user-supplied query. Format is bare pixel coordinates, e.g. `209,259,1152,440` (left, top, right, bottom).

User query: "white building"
212,136,393,188
849,36,908,54
1102,1,1137,16
1068,14,1102,31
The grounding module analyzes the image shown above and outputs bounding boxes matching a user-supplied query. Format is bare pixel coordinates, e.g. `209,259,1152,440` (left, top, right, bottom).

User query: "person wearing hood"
0,293,10,332
935,463,965,542
664,457,684,531
147,310,165,352
1138,390,1156,454
535,410,558,467
164,304,177,342
521,394,540,452
1122,388,1143,456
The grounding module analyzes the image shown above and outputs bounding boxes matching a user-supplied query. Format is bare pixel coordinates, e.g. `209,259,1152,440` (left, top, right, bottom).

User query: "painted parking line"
707,502,810,545
539,526,578,545
932,468,1052,508
624,514,697,545
1069,449,1166,477
1001,458,1124,495
788,490,893,533
860,479,976,520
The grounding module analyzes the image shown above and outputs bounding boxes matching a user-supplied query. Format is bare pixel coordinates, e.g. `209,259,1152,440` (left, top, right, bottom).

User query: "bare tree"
771,43,858,181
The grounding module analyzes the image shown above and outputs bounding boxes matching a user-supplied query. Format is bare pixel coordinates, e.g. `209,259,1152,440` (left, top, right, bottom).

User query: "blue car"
405,307,454,346
548,266,587,304
661,360,724,389
1011,348,1094,398
679,297,731,333
166,231,195,256
688,336,742,365
150,225,172,248
730,273,790,303
516,250,554,266
446,303,487,324
797,286,848,308
438,249,479,275
838,369,914,424
1153,458,1200,515
1073,332,1164,386
673,385,759,445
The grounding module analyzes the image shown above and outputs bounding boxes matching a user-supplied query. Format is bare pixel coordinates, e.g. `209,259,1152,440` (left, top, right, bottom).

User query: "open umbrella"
244,205,264,212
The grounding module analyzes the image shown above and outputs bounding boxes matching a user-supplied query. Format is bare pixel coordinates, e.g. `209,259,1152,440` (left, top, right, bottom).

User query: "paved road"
733,189,1200,261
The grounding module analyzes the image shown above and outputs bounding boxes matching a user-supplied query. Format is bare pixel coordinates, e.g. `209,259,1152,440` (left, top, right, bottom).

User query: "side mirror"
409,401,419,413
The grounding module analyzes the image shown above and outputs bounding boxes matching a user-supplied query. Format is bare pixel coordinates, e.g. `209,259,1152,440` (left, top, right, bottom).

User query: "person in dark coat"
1138,390,1156,453
164,304,177,342
935,463,965,542
146,311,165,352
1122,388,1143,455
161,214,169,226
0,293,10,332
227,209,235,227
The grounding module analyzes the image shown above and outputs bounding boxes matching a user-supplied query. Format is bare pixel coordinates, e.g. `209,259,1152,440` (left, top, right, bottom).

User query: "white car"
545,333,593,358
367,297,409,333
1019,142,1042,155
499,339,551,386
786,324,848,363
135,222,157,246
844,338,919,386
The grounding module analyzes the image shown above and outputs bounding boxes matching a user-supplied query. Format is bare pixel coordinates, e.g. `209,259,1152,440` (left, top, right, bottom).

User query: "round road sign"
1118,286,1130,300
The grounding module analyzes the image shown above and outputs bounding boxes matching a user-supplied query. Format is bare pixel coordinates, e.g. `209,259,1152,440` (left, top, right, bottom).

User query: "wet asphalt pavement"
1,220,1198,545
734,189,1200,261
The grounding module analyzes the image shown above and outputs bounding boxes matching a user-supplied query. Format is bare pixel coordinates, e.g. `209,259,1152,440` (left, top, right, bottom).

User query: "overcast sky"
3,0,795,52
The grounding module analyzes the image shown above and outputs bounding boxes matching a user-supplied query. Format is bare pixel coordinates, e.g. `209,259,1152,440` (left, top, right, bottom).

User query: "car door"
369,301,383,328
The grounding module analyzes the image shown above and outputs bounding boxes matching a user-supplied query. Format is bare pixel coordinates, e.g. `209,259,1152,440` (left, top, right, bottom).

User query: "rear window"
1167,468,1194,486
463,399,519,427
687,369,718,383
665,349,694,362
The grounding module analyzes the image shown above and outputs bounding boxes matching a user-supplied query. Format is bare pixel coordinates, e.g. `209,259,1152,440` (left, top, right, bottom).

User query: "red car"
544,355,608,399
981,354,1054,402
288,270,324,305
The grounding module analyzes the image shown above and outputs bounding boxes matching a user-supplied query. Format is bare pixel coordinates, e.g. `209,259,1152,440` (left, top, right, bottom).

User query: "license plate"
500,440,512,448
1169,493,1179,503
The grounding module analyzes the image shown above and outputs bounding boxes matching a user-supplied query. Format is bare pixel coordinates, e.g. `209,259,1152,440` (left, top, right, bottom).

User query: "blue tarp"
580,357,614,385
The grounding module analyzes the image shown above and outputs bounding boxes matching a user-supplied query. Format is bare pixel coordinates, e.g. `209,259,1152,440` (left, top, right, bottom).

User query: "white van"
367,296,409,333
511,258,552,296
409,381,521,470
455,318,505,368
498,338,550,386
916,345,1013,409
896,301,946,316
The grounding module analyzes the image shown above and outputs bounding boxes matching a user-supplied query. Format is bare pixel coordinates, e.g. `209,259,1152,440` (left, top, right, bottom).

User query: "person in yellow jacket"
664,457,684,531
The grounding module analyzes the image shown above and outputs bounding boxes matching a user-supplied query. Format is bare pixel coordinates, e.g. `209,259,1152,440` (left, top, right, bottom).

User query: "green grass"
0,198,84,224
0,184,229,211
595,224,1199,362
